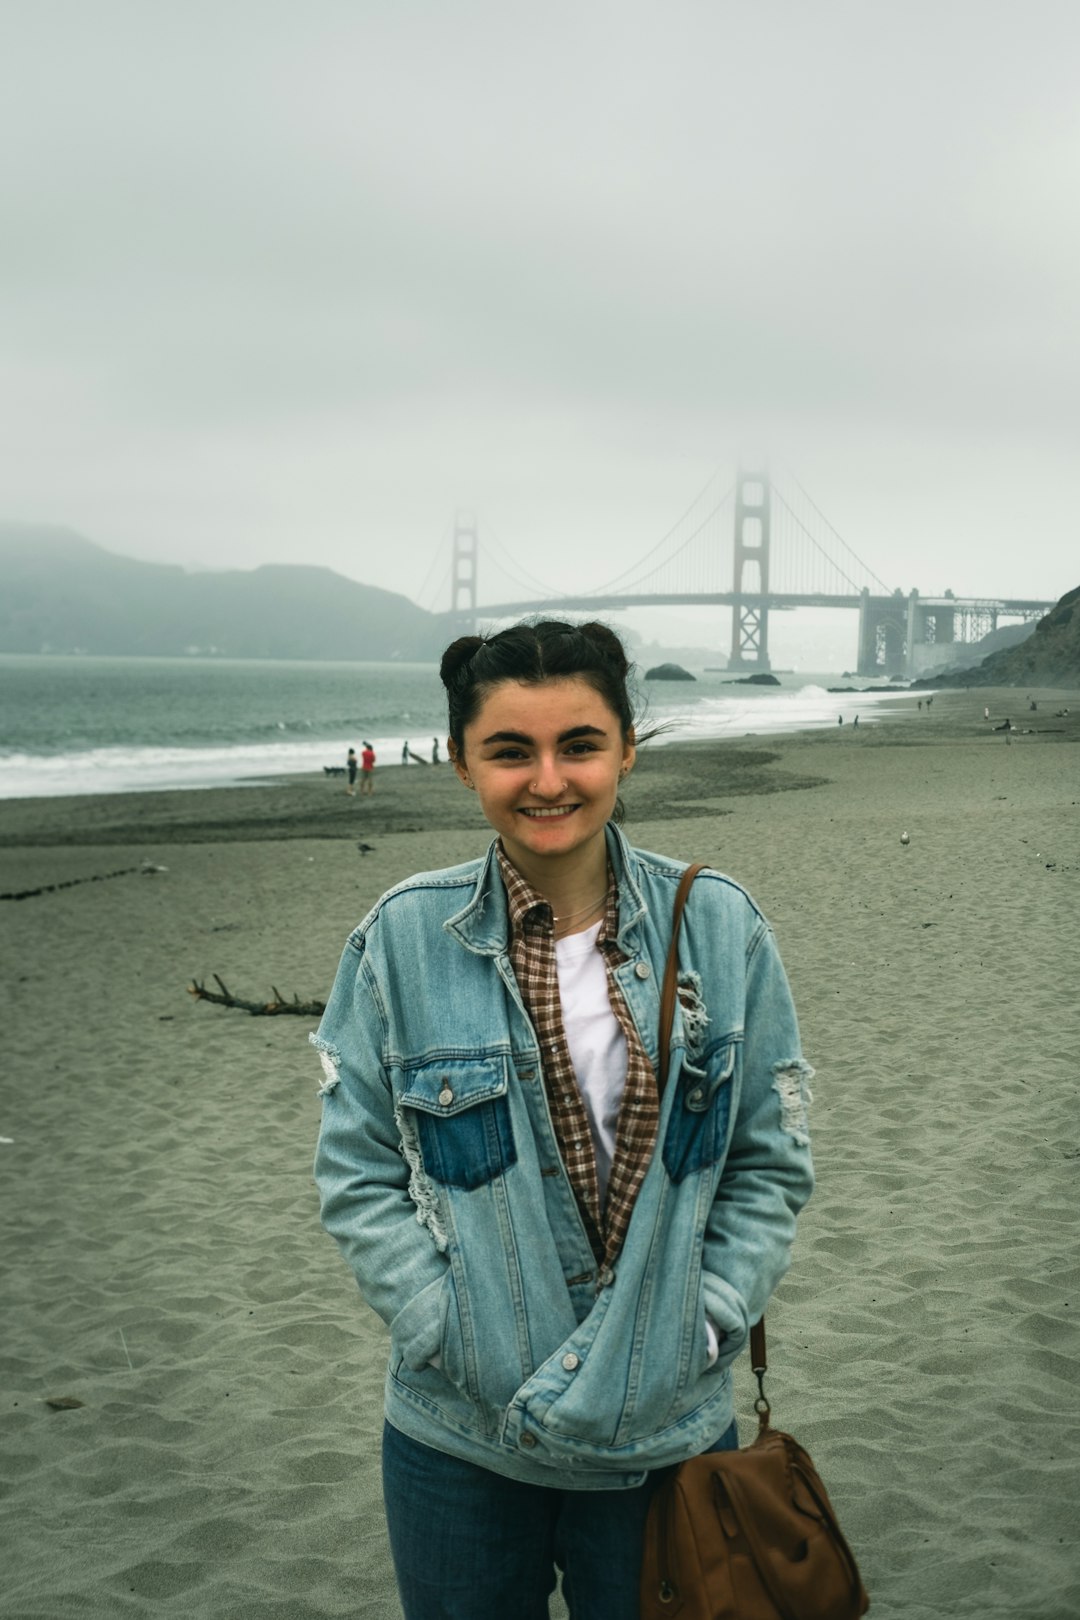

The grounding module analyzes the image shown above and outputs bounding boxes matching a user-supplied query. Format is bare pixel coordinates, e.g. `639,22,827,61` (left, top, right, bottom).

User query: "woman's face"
452,677,635,876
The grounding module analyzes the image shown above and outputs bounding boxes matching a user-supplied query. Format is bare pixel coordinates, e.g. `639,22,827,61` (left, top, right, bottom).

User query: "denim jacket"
312,824,813,1490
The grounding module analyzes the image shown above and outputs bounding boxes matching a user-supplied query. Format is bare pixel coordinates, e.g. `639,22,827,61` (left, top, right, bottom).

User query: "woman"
313,620,813,1620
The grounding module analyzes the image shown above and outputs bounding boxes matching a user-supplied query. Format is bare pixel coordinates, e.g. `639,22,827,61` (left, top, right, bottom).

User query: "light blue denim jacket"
312,824,814,1490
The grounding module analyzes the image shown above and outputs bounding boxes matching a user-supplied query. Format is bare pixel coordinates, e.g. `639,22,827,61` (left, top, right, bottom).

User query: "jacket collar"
445,823,648,957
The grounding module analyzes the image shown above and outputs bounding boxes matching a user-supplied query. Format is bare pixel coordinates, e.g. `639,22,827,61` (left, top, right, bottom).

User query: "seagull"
900,831,910,846
357,842,375,855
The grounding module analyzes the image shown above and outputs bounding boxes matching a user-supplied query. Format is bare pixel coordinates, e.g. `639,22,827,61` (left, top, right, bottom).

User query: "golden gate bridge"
420,467,1052,678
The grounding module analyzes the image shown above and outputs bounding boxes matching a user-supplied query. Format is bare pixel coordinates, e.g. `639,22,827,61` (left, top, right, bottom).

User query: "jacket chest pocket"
662,1039,738,1184
400,1057,517,1191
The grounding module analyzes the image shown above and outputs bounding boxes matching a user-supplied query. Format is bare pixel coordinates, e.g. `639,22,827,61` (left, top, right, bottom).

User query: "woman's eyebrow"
479,724,608,747
480,729,533,746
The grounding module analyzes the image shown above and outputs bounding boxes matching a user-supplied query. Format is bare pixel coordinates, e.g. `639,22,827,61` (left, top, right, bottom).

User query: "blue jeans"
381,1418,739,1620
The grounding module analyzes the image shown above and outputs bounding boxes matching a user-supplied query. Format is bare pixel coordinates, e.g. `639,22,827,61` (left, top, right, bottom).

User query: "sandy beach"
2,685,1079,1619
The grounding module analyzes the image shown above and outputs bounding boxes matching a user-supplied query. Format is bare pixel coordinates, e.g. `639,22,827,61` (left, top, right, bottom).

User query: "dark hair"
440,619,637,754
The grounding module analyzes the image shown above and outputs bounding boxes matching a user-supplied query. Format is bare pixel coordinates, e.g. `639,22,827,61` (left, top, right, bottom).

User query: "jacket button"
561,1352,580,1372
597,1265,615,1288
634,962,651,980
438,1086,454,1106
688,1087,704,1106
519,1432,538,1449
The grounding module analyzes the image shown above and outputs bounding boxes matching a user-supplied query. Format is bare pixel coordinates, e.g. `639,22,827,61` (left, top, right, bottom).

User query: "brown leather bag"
641,865,870,1620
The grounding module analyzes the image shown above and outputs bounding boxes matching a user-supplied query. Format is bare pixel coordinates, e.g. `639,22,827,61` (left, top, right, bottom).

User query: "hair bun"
577,621,631,676
439,635,486,690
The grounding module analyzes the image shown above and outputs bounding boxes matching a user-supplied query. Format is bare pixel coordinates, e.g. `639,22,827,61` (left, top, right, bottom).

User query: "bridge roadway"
434,590,1056,677
433,590,1054,618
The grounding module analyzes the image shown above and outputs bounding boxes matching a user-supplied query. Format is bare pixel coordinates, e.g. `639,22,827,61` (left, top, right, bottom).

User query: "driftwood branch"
2,862,166,902
188,975,326,1017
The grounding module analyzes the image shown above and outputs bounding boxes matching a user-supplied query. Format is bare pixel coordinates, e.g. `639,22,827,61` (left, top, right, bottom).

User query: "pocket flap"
400,1056,509,1116
681,1041,737,1113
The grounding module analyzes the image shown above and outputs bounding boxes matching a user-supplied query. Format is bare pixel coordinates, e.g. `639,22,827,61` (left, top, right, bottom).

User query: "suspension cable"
589,475,734,594
770,486,869,593
604,493,732,594
479,521,564,600
413,521,455,612
421,561,454,616
773,486,880,602
779,467,893,593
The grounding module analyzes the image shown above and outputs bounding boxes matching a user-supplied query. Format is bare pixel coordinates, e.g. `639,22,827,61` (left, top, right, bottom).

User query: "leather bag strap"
659,862,769,1401
657,862,709,1092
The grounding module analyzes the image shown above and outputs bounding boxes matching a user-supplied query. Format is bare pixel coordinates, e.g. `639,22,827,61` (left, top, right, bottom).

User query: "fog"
2,0,1078,647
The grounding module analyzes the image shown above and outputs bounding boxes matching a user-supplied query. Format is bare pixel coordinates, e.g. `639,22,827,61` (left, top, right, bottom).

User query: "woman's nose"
530,755,566,798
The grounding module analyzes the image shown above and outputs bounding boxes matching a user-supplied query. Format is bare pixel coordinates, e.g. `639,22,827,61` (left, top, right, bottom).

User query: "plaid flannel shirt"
497,846,659,1267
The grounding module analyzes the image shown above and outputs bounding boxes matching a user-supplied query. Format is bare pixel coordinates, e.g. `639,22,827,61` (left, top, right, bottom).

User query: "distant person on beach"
360,742,376,796
432,737,440,764
402,740,410,765
345,748,358,796
313,618,814,1620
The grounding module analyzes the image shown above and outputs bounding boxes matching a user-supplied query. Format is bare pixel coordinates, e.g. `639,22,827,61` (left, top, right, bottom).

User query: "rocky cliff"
915,584,1080,688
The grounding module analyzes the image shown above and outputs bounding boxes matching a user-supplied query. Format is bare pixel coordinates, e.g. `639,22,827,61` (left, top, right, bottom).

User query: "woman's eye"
564,742,598,756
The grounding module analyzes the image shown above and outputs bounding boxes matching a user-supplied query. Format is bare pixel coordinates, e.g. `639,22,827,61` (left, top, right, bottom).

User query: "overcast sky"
2,0,1078,642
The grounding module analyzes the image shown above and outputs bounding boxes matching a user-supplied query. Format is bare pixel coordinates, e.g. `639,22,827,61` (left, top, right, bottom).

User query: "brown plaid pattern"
497,846,659,1268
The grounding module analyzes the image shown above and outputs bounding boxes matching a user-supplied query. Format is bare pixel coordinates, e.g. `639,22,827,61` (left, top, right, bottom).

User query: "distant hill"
0,525,445,661
914,584,1080,688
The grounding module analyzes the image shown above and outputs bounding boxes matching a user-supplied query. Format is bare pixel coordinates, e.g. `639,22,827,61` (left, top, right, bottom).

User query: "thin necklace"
550,889,609,928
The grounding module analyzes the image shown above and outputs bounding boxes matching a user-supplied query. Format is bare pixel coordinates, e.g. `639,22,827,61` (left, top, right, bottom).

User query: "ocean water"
0,655,910,799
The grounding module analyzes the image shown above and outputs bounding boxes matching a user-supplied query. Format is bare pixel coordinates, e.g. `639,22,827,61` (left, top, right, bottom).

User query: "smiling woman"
312,618,814,1620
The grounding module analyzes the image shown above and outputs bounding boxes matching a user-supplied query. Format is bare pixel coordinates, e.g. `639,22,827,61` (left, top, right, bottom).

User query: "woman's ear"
448,741,473,789
621,728,637,779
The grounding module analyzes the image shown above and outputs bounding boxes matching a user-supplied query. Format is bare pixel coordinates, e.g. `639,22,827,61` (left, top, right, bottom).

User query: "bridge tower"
728,467,771,671
451,512,478,630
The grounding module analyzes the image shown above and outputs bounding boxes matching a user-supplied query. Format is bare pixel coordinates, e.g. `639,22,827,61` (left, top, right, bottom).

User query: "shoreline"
0,674,936,806
0,686,1075,850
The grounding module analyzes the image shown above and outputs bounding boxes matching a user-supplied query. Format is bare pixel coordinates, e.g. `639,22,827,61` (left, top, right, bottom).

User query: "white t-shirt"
553,919,721,1366
554,920,626,1204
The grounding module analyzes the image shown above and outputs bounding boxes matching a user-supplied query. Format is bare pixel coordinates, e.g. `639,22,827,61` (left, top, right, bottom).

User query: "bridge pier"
856,588,909,676
905,591,964,677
